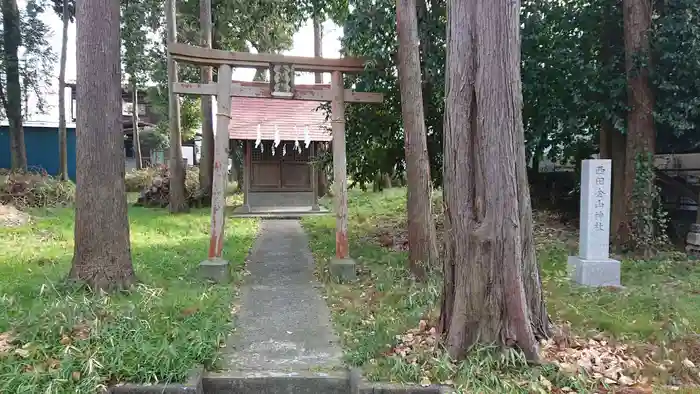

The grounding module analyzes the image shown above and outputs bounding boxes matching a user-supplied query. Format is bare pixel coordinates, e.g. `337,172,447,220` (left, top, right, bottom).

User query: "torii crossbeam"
166,43,383,282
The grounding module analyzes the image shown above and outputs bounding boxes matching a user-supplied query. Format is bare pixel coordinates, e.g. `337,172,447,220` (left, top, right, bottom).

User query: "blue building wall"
0,126,77,180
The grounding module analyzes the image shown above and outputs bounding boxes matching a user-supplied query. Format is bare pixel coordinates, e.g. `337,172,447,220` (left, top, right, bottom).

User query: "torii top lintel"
168,43,369,73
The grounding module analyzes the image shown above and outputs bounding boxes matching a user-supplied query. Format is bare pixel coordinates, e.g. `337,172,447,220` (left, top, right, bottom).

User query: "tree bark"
199,0,214,204
166,0,188,212
396,0,439,279
58,0,69,180
312,15,331,196
600,2,628,248
131,82,143,170
439,0,547,362
2,0,26,171
313,16,323,84
611,129,627,246
616,0,655,247
70,0,136,291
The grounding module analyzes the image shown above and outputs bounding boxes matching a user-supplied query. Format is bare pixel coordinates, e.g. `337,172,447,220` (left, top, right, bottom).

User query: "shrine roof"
229,81,332,142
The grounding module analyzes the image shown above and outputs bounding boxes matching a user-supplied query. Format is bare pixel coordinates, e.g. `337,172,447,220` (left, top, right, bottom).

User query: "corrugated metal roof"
228,81,332,142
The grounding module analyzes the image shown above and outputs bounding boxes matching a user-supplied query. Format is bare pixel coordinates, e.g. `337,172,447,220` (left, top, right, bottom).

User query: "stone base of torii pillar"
199,258,230,283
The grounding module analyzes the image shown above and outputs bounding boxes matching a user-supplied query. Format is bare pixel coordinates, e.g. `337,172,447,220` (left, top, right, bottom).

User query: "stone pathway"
224,219,343,374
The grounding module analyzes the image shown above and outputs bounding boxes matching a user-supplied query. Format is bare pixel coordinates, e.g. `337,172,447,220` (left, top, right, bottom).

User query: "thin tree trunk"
199,0,214,203
253,67,267,81
70,0,135,291
313,16,323,84
58,0,69,180
439,0,545,362
616,0,655,247
312,15,330,196
2,0,26,171
396,0,438,279
131,81,143,170
166,0,188,212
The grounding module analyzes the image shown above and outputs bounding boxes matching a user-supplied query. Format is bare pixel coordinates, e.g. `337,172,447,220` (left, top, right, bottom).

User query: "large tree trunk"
396,0,439,279
199,0,214,204
58,0,69,180
2,0,26,171
616,0,655,248
70,0,136,291
166,0,188,212
600,1,629,250
131,81,143,170
439,0,547,362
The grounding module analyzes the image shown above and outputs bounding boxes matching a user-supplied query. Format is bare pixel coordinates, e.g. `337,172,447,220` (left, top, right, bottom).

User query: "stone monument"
567,159,621,287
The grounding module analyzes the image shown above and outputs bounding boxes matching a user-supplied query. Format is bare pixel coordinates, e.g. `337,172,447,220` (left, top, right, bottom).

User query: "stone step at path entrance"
203,219,349,394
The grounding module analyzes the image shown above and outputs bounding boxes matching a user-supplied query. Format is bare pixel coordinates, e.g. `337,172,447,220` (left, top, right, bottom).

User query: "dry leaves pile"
0,331,14,354
541,327,649,389
386,319,438,360
385,321,700,392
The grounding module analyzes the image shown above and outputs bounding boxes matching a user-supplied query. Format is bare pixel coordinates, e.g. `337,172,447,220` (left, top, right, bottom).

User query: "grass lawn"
0,203,258,393
302,188,700,393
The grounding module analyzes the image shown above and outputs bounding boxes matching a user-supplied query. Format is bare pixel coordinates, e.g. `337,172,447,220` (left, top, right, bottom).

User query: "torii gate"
166,43,383,281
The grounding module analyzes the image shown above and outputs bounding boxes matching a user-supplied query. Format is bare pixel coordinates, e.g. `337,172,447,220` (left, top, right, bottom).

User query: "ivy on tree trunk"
616,0,656,249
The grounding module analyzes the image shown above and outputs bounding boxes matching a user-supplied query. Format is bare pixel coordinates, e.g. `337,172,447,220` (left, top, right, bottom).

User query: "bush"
0,169,75,209
124,167,160,192
134,165,204,208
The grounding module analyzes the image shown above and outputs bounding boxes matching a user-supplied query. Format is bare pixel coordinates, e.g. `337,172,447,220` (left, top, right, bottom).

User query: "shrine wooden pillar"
310,142,320,211
242,140,251,212
331,71,349,260
206,64,233,261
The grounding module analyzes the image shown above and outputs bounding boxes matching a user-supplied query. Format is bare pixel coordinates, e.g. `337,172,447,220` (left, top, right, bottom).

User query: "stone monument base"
199,258,230,283
567,256,621,287
329,258,357,283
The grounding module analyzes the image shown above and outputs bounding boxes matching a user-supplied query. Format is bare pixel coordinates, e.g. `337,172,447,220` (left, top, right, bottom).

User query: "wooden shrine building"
227,82,332,214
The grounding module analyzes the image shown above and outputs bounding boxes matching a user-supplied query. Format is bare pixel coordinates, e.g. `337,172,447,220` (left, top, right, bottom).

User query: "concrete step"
200,369,452,394
202,370,350,394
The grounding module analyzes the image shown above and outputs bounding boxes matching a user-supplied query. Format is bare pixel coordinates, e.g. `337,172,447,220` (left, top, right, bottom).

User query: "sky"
28,9,342,123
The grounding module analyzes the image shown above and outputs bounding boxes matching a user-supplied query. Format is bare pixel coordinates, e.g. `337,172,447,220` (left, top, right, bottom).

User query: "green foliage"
139,128,169,151
48,0,74,21
0,0,57,120
652,0,700,153
341,0,444,188
520,0,625,165
340,0,700,183
121,0,153,89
